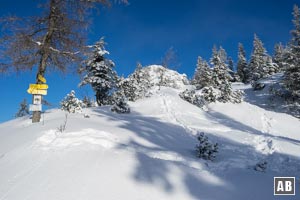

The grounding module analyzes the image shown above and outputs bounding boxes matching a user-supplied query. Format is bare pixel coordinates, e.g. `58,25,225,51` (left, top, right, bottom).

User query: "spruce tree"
210,46,235,102
192,56,212,89
237,43,249,83
273,43,285,71
79,38,118,106
248,34,268,81
60,90,83,113
210,46,231,88
227,57,234,72
284,5,300,99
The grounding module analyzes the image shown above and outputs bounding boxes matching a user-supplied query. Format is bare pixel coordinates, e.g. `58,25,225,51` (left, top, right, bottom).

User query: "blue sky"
0,0,298,122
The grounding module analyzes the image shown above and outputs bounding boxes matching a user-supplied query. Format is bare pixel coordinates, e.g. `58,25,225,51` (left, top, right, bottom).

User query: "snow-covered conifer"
79,38,118,106
111,90,130,114
249,34,278,82
284,5,300,99
273,43,285,71
227,57,234,72
210,46,234,101
60,90,83,113
179,89,206,108
237,43,249,83
195,132,218,161
120,63,152,101
192,56,213,89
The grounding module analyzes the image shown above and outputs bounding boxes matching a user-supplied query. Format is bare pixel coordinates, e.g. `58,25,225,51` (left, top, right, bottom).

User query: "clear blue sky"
0,0,298,122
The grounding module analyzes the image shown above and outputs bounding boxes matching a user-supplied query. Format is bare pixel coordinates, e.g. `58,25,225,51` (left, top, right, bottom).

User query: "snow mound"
35,129,118,150
142,65,189,89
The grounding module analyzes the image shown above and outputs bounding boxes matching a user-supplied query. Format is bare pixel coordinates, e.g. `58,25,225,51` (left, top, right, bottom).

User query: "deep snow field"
0,77,299,200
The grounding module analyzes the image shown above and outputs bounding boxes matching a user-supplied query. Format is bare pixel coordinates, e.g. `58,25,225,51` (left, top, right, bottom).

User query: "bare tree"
158,47,180,90
161,47,180,70
0,0,127,123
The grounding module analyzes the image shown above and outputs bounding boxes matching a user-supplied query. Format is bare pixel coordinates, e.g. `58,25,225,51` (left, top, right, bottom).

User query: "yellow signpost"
27,88,47,95
29,84,48,90
38,74,46,83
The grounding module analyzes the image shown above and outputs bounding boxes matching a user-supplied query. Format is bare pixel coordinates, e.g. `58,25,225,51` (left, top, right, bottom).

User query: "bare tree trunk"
32,0,56,123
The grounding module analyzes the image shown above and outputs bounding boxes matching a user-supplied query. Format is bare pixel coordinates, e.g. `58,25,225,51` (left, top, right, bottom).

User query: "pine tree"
79,38,118,106
284,5,300,99
15,99,29,118
210,46,237,102
111,90,130,114
248,34,277,82
227,57,234,72
120,63,152,101
192,56,212,89
210,46,230,87
273,43,285,71
227,56,237,82
237,43,249,83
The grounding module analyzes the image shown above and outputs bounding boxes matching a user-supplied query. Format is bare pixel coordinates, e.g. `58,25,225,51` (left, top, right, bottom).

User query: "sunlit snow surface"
0,73,299,200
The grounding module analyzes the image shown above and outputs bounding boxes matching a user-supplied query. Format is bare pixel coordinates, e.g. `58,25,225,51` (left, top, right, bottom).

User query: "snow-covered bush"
111,91,130,114
60,90,83,113
179,89,206,108
201,86,221,103
195,132,218,161
254,160,267,172
251,81,266,91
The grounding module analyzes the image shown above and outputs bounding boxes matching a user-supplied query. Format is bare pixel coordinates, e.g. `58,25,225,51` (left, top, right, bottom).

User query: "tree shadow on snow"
243,81,300,118
91,107,300,200
206,110,300,145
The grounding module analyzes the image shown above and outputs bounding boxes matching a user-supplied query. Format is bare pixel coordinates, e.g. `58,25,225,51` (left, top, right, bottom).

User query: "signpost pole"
28,75,48,123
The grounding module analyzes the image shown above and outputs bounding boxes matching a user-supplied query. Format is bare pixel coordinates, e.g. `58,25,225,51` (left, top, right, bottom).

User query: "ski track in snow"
160,93,198,135
157,90,300,174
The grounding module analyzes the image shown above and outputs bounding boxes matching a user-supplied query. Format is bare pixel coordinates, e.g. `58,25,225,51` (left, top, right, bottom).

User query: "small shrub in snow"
201,86,220,103
179,89,206,108
195,132,218,161
254,160,267,172
82,96,95,108
111,91,130,114
251,81,266,91
15,99,29,118
57,113,68,133
60,90,83,113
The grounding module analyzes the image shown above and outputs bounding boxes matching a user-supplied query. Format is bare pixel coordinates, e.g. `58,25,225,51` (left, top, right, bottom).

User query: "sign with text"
27,88,47,95
274,177,295,195
33,95,42,105
29,104,42,112
29,84,48,90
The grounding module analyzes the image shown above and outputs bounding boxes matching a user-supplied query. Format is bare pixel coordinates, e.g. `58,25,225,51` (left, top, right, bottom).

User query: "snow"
142,65,189,89
0,75,300,199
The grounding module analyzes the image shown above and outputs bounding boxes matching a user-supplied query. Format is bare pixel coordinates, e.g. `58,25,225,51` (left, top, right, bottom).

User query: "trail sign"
27,88,47,95
29,104,42,111
38,74,46,83
29,84,48,90
33,95,42,105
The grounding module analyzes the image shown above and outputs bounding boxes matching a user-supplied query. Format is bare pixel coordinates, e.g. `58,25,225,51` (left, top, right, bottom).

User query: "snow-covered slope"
0,85,300,199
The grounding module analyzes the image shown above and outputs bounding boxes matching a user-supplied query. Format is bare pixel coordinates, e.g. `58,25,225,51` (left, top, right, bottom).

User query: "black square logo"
274,177,295,195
